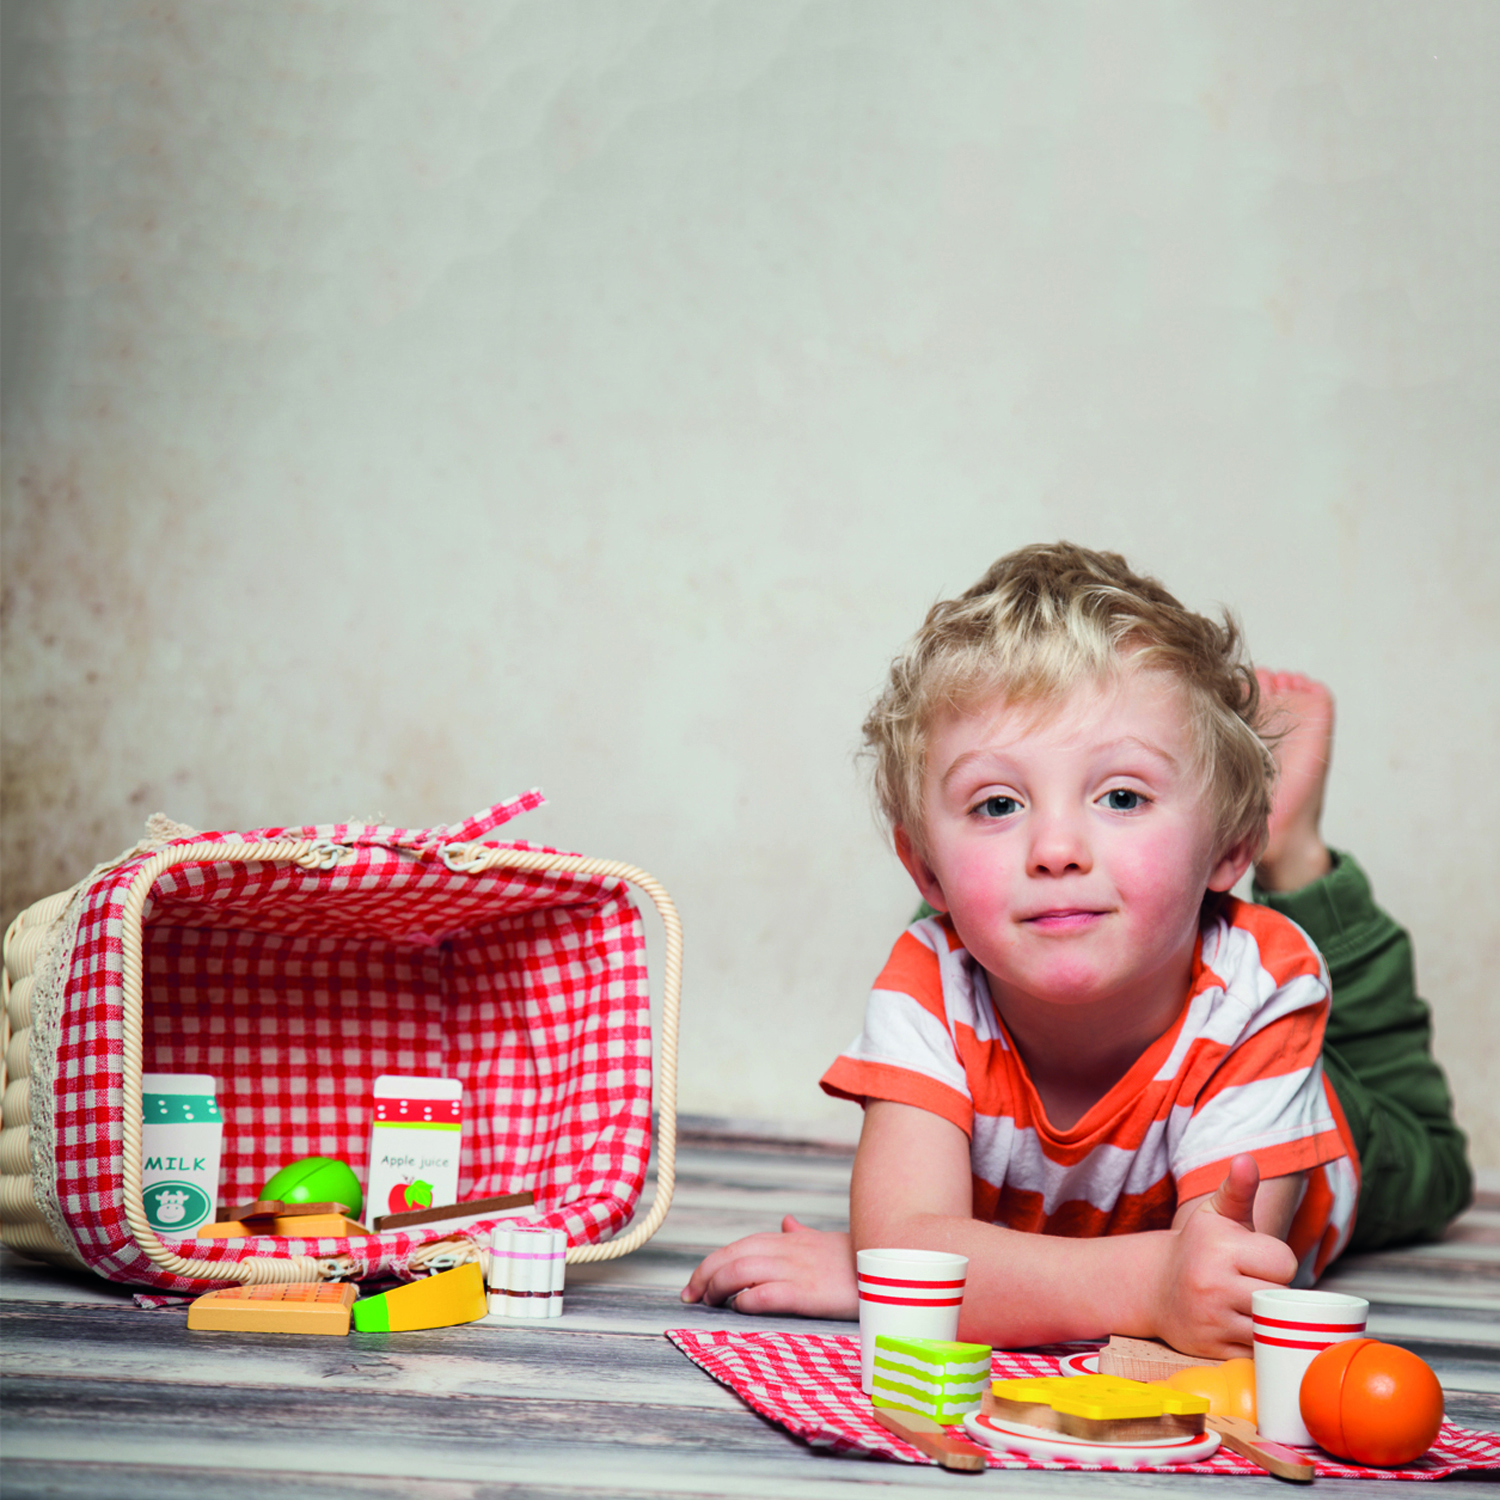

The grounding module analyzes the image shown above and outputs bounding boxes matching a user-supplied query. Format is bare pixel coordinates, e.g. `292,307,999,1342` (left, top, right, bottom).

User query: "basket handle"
115,839,682,1284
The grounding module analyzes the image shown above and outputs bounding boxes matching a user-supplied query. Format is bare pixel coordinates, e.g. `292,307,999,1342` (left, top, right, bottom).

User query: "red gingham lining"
51,798,654,1293
665,1330,1500,1479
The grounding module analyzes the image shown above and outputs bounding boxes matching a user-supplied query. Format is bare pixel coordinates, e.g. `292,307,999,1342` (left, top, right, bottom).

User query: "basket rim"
105,837,682,1286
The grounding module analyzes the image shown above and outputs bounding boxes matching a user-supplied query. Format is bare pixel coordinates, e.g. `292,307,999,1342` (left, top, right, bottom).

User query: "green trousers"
1255,853,1473,1252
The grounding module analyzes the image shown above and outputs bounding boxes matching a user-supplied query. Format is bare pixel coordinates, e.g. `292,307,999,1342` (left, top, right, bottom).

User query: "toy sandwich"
871,1336,993,1424
983,1373,1210,1442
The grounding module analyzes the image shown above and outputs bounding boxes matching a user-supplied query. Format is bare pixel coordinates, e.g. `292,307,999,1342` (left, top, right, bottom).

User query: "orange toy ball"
1300,1338,1444,1466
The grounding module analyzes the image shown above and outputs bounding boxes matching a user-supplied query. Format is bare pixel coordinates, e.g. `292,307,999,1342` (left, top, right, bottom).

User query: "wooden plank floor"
4,1131,1499,1499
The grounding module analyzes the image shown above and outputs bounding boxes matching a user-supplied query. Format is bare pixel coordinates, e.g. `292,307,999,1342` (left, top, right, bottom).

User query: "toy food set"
139,1074,224,1235
666,1329,1500,1478
1300,1338,1445,1466
365,1075,462,1224
0,795,681,1296
488,1225,566,1318
187,1281,357,1335
185,1261,489,1336
870,1335,991,1424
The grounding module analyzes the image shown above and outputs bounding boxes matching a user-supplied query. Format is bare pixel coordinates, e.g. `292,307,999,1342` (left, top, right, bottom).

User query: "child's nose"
1027,811,1092,876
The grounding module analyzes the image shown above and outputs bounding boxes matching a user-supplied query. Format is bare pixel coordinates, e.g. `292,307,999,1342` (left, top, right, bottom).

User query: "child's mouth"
1023,909,1104,931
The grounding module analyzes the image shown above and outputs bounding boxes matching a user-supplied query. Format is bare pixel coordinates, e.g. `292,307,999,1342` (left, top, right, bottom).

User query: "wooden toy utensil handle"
1207,1415,1315,1483
872,1408,987,1472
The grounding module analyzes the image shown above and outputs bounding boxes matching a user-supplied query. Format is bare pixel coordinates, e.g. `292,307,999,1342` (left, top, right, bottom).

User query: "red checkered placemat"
666,1329,1500,1479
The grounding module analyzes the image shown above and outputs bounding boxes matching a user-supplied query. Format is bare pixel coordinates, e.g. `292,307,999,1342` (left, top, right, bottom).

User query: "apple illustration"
388,1178,433,1214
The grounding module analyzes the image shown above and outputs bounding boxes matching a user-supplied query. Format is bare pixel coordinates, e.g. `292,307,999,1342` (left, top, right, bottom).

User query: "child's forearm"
852,1209,1173,1348
851,1101,1173,1346
851,1104,1296,1355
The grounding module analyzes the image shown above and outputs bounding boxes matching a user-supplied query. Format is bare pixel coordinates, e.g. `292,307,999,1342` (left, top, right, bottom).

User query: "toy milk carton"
140,1073,224,1234
365,1076,463,1221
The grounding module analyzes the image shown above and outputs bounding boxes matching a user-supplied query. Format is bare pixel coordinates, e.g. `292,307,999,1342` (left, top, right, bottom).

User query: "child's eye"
975,795,1020,819
1103,788,1145,811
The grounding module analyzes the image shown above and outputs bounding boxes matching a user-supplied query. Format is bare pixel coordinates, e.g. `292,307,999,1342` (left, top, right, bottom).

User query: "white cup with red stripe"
1252,1287,1370,1445
856,1248,969,1394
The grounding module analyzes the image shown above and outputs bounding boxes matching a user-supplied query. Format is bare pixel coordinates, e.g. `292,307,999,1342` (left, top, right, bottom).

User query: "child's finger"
681,1223,798,1301
680,1242,750,1302
1205,1153,1261,1231
1231,1258,1294,1306
1238,1235,1299,1287
1208,1327,1255,1360
730,1279,821,1317
688,1251,790,1308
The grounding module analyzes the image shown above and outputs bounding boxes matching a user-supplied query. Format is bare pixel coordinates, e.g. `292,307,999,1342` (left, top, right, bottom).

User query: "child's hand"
1157,1155,1298,1358
680,1215,857,1319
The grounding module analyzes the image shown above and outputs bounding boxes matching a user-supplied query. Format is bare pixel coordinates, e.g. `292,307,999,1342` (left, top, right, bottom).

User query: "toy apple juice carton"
141,1073,224,1234
366,1076,463,1221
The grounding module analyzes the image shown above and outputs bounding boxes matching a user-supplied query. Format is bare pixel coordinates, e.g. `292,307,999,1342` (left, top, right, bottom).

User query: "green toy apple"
260,1156,363,1218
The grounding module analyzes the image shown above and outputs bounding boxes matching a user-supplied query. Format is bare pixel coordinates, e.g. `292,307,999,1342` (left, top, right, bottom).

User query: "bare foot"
1255,670,1335,893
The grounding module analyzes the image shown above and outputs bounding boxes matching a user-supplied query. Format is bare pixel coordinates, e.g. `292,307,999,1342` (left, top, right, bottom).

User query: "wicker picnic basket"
0,792,681,1293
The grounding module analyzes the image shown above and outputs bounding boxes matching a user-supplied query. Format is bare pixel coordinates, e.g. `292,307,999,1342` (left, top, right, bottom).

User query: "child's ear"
894,826,949,913
1207,835,1256,894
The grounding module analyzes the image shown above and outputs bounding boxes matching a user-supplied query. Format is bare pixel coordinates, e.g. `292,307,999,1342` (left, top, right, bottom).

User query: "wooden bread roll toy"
983,1373,1210,1441
966,1373,1221,1467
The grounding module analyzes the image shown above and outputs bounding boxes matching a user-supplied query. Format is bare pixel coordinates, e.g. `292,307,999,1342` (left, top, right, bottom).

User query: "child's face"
896,667,1251,1021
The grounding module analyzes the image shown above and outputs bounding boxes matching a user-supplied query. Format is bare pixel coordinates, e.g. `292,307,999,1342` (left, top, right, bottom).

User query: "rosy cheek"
1111,832,1196,904
1123,827,1218,920
944,847,1012,916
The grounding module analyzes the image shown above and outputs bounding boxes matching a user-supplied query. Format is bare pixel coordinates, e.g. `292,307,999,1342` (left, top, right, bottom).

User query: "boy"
682,543,1470,1356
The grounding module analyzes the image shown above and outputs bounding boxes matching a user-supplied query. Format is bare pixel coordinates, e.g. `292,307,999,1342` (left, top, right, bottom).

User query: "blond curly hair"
863,542,1274,859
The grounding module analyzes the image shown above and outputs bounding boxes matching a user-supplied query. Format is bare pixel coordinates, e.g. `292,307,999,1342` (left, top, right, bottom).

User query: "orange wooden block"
196,1214,369,1239
188,1281,357,1335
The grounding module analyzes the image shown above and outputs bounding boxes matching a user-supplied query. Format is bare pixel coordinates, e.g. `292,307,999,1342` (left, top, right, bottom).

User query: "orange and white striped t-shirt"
820,898,1360,1283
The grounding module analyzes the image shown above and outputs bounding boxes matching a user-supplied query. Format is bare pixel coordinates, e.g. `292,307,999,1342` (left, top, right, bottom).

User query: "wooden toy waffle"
188,1281,357,1334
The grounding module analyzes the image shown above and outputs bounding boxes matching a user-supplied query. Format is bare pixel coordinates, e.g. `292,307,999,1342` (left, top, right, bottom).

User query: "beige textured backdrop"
4,3,1497,1163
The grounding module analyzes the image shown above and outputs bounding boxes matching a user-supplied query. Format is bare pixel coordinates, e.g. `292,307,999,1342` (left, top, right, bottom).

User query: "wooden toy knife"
872,1407,988,1471
1207,1415,1315,1482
